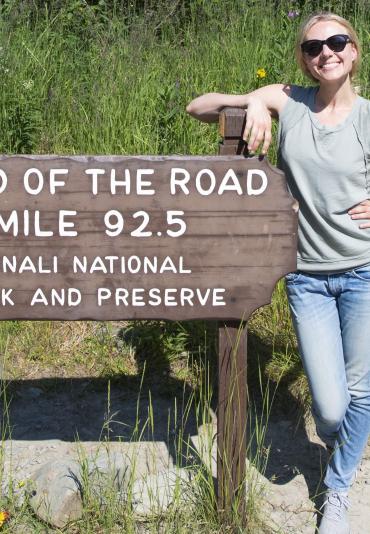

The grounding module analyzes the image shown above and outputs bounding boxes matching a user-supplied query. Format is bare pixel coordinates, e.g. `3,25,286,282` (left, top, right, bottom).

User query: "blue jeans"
285,267,370,491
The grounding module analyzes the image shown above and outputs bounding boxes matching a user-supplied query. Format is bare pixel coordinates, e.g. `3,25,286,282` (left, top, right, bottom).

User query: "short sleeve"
356,98,370,157
354,97,370,194
278,85,315,142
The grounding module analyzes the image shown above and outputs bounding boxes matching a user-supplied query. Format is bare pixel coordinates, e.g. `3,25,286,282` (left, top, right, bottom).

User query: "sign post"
217,319,247,520
217,108,247,520
0,110,297,523
216,108,297,523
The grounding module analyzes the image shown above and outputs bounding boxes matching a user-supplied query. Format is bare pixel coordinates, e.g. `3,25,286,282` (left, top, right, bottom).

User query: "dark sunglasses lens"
327,35,347,52
302,35,350,57
303,41,322,57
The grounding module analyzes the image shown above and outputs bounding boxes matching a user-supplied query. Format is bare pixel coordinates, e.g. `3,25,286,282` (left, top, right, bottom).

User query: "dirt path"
261,417,370,533
1,378,369,533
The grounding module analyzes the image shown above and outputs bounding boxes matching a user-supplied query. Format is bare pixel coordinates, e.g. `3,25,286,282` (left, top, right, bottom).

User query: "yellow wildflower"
0,510,10,527
256,68,267,79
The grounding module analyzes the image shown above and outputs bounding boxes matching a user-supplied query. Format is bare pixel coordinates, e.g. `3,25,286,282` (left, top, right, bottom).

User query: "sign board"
0,156,296,320
0,108,299,523
0,155,297,320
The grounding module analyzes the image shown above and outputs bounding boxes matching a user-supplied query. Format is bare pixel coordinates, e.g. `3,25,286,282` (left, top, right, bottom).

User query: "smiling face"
302,21,358,84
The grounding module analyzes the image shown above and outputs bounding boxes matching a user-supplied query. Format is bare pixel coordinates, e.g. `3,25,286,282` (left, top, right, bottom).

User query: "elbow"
186,95,219,123
186,101,196,116
186,94,210,117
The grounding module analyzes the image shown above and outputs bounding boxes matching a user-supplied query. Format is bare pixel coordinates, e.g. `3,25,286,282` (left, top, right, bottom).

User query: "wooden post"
219,107,249,156
218,320,247,521
217,108,248,523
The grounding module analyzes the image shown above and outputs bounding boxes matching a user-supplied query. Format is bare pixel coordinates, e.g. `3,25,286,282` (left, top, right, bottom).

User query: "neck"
316,78,356,110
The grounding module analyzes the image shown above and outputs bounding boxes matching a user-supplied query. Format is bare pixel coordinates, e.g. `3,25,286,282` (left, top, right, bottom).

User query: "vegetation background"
0,0,369,532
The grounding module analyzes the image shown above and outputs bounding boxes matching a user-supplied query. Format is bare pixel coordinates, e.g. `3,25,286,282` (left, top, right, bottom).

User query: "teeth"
320,63,339,70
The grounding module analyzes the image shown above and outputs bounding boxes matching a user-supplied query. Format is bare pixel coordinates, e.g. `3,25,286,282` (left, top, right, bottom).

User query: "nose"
320,43,333,56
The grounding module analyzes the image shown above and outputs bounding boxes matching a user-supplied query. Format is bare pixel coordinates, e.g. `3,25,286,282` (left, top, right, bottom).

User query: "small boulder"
131,468,191,515
29,459,83,528
29,452,131,528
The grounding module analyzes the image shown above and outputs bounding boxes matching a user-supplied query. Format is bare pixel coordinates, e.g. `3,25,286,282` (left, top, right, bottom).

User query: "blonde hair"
295,12,361,83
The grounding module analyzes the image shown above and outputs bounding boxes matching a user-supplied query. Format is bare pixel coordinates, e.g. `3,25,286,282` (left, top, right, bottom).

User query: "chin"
314,69,349,83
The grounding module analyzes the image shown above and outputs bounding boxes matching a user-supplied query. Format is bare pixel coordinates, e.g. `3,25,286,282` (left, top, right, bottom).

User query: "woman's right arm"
186,83,291,154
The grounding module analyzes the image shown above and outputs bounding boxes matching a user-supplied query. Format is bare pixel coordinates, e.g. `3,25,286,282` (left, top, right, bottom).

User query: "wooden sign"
0,154,297,321
0,108,298,526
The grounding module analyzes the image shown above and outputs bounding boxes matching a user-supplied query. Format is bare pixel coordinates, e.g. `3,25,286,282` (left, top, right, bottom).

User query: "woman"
186,12,370,534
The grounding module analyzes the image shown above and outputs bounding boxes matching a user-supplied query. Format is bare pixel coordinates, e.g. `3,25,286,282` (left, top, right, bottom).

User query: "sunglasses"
301,34,352,57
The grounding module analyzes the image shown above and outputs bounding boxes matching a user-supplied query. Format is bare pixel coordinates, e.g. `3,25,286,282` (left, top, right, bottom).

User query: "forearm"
186,92,250,122
186,84,288,122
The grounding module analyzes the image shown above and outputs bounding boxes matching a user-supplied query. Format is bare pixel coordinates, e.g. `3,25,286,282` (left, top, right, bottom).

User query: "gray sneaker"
318,490,350,534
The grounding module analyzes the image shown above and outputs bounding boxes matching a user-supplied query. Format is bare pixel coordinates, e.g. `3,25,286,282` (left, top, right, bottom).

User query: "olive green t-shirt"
278,85,370,273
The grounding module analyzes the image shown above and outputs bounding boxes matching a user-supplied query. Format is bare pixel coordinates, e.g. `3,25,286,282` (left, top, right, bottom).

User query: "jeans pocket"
285,271,302,284
350,267,370,282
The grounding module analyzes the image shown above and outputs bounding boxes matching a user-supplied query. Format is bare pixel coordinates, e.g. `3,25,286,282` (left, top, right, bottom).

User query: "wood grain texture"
216,108,293,523
219,107,246,138
217,321,247,520
0,153,297,320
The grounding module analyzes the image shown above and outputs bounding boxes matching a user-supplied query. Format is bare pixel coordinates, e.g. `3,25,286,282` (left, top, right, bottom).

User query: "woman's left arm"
348,200,370,229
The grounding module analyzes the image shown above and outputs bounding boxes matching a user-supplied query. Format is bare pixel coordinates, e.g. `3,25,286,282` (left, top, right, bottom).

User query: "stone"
131,468,191,516
190,423,217,476
263,474,316,534
29,459,83,528
87,449,132,498
28,451,190,525
12,521,48,534
29,451,132,527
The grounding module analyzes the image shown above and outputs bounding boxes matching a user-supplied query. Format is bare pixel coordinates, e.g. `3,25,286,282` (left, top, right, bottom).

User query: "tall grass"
0,0,368,379
0,0,368,157
0,348,272,533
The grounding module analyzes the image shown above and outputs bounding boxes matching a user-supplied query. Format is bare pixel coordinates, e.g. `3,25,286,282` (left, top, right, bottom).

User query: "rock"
131,468,191,515
29,459,83,528
132,442,174,477
29,451,132,528
12,520,48,534
29,452,190,525
87,449,131,498
263,474,317,534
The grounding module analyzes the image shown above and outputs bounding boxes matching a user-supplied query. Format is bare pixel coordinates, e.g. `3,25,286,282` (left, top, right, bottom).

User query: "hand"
348,199,370,229
242,98,272,155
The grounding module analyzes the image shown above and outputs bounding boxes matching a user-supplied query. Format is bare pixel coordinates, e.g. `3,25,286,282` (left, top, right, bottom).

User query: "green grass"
0,350,272,533
0,0,369,531
0,0,368,392
0,0,368,158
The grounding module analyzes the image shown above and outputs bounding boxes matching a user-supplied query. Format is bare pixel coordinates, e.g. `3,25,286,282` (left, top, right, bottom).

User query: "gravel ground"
1,378,369,533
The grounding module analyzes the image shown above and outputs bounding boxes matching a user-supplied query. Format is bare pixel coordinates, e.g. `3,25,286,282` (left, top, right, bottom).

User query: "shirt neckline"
308,87,360,132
